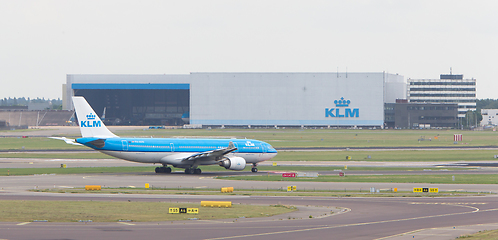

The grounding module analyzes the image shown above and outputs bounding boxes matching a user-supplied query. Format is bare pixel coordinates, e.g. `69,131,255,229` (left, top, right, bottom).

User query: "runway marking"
16,222,30,226
204,205,484,240
411,202,487,205
118,222,135,226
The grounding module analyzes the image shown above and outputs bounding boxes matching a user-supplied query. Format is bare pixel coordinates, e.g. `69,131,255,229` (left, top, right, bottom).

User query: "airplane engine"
220,157,246,171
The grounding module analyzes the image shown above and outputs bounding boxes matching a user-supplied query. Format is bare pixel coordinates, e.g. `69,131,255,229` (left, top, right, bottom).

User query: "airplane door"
121,140,128,151
170,143,175,152
261,143,267,153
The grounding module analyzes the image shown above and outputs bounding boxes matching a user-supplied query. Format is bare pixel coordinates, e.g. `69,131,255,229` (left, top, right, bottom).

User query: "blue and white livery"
52,96,277,174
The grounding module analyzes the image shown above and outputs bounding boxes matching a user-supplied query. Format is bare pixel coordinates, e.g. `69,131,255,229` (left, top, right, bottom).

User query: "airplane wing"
181,141,237,162
48,137,84,146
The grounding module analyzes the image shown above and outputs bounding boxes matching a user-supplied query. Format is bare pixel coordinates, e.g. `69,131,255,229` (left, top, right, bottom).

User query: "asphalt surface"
1,127,498,239
1,186,498,240
1,171,498,240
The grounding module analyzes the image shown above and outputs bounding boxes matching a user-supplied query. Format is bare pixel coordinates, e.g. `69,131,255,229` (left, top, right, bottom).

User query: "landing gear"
155,166,172,173
251,163,258,173
185,168,202,174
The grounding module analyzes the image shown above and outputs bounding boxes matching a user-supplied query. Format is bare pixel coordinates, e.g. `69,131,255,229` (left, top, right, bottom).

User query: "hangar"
64,72,405,127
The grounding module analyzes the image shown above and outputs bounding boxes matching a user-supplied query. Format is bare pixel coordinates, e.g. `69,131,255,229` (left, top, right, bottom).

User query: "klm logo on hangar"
325,97,359,118
80,113,102,127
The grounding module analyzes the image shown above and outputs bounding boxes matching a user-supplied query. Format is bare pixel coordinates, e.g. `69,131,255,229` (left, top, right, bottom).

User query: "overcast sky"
1,1,496,99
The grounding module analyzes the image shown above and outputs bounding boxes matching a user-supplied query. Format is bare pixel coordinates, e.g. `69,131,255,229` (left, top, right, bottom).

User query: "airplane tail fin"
72,96,118,138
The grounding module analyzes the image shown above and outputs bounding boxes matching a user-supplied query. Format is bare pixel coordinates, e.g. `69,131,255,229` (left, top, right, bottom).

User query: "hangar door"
73,83,189,126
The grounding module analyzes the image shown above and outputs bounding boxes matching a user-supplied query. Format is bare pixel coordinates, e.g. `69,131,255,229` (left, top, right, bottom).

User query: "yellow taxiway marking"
118,222,135,226
205,205,484,240
16,222,31,226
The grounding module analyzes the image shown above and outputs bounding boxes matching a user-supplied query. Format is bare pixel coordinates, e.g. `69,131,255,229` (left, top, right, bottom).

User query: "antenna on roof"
450,67,452,75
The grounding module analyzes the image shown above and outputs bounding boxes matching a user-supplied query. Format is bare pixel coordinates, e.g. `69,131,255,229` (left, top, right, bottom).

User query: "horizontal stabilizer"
48,137,83,146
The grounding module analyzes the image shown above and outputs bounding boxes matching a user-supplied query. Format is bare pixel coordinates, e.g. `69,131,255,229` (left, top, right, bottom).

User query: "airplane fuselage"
76,137,277,168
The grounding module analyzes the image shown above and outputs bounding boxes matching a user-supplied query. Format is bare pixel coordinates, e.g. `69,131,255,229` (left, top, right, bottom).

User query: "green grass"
458,230,498,239
256,166,469,171
218,174,498,184
2,129,498,150
34,187,483,197
273,149,498,162
0,165,470,176
0,152,113,159
0,200,295,222
0,166,157,176
0,137,83,150
116,128,498,148
1,149,497,162
0,149,496,163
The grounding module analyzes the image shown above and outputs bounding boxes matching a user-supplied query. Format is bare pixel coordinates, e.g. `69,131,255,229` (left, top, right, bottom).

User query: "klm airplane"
52,96,277,174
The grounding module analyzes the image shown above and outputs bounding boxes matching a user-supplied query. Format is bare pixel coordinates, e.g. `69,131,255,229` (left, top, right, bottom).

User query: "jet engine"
219,157,246,171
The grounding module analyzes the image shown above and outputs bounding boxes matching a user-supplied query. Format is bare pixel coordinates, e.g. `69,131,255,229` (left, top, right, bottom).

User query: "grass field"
274,149,498,162
2,128,498,150
0,166,156,176
0,200,295,222
1,149,498,162
0,149,497,162
458,230,498,239
218,174,498,184
0,165,471,176
116,128,498,148
33,187,482,197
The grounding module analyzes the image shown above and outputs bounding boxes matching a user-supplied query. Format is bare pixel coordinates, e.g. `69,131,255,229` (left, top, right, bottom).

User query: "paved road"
1,189,498,240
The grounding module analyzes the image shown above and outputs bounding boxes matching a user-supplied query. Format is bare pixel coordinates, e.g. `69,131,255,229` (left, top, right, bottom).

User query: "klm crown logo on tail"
80,113,101,127
325,97,359,118
86,113,96,120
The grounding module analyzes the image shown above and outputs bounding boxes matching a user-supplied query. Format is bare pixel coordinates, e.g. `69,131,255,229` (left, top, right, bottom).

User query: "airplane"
51,96,278,174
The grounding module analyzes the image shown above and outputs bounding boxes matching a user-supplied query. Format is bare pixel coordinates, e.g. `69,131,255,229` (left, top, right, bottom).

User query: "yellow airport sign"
169,208,180,214
85,185,101,191
201,201,232,208
429,188,439,193
187,208,199,214
145,183,149,189
221,187,234,193
413,188,438,193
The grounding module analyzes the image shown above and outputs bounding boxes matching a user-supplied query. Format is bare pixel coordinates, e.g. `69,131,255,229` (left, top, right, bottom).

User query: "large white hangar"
64,72,405,127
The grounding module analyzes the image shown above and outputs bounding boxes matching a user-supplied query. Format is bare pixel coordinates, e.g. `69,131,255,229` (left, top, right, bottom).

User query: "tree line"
0,97,62,110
